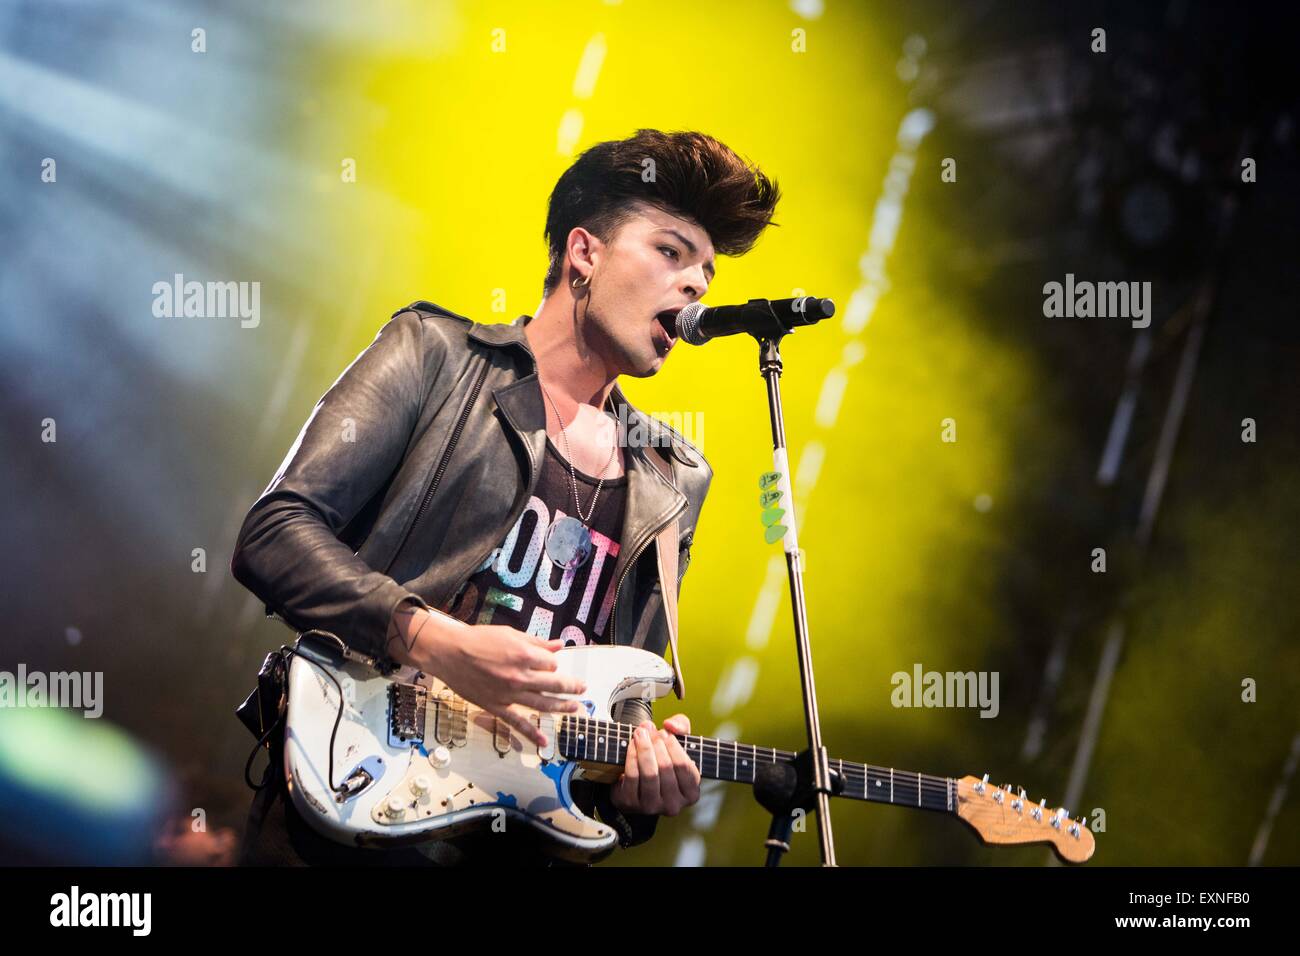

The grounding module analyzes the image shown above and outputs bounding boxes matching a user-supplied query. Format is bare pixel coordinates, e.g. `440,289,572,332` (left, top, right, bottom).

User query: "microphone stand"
743,311,839,867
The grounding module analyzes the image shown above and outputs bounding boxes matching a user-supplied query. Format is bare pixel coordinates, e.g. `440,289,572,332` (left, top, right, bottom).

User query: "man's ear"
566,227,599,280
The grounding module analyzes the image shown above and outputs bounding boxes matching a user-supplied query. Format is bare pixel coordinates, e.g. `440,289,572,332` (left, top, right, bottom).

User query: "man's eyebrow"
658,228,716,280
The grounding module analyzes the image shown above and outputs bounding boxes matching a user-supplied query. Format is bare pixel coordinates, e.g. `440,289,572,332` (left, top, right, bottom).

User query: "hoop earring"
571,273,589,290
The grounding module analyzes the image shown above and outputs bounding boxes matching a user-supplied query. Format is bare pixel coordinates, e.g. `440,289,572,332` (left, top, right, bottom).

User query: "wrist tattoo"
385,602,429,656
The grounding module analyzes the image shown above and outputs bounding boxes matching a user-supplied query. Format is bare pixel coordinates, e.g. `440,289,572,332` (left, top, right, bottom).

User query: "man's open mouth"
654,309,680,344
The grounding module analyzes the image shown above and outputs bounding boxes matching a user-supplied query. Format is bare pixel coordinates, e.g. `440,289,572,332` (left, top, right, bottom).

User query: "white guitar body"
282,639,676,863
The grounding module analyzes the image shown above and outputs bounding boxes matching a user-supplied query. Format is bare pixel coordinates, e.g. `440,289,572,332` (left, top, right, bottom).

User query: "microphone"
675,297,836,346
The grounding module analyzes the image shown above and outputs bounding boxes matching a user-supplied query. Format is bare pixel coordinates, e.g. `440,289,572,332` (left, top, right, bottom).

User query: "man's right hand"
386,602,586,748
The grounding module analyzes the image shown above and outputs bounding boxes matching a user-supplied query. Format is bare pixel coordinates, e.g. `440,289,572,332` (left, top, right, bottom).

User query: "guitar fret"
866,764,883,801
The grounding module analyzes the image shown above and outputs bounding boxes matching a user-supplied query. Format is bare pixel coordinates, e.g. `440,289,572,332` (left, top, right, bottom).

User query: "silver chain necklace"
539,381,619,571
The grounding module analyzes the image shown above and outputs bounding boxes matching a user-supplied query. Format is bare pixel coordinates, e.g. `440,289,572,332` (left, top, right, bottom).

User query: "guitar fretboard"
555,715,955,814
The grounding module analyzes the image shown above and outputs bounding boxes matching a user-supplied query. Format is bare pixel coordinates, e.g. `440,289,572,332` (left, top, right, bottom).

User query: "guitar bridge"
388,681,427,745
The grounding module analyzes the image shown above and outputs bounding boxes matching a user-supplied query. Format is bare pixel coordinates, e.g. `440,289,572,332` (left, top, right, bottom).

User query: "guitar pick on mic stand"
677,296,841,866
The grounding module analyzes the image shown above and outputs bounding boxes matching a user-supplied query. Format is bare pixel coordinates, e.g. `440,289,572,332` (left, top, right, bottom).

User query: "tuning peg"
1011,792,1024,813
994,785,1005,804
1032,798,1045,821
1051,807,1067,830
974,772,989,794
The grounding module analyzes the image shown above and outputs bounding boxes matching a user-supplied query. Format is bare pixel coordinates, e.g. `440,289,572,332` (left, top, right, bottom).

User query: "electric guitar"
281,636,1096,864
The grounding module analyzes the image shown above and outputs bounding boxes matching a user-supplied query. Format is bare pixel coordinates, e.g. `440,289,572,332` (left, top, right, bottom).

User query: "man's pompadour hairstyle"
542,128,781,296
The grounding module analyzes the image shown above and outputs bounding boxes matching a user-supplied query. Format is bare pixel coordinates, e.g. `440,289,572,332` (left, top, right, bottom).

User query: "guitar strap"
643,448,685,700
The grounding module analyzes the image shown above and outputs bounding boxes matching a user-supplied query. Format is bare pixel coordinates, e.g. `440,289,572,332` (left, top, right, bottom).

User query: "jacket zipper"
444,397,543,611
386,357,491,575
608,497,688,646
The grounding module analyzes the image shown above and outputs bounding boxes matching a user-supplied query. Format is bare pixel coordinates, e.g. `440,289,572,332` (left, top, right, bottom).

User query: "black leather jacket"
231,300,712,849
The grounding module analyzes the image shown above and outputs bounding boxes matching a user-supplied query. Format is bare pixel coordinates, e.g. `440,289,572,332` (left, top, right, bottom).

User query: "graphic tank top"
442,436,626,646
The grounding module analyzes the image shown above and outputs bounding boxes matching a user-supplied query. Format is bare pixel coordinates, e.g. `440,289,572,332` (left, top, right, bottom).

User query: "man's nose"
682,265,709,300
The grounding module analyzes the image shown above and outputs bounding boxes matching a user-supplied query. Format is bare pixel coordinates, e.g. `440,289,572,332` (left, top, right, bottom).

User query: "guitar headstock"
955,774,1096,864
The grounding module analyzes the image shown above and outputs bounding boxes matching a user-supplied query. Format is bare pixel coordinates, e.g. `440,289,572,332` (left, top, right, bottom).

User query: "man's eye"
659,246,679,260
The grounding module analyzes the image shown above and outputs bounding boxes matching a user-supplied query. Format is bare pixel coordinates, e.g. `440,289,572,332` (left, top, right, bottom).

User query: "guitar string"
441,717,955,800
423,699,960,801
429,698,955,791
560,728,955,794
402,699,1077,846
412,704,1077,826
555,714,957,796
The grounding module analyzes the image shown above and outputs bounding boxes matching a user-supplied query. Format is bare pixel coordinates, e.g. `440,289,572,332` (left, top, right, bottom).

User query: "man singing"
231,128,780,865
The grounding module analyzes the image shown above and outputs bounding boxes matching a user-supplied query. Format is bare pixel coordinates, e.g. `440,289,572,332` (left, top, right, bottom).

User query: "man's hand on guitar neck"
609,714,702,817
384,598,586,749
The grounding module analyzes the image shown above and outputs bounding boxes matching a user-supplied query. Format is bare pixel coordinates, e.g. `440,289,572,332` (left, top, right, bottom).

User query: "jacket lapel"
602,386,687,601
490,372,548,497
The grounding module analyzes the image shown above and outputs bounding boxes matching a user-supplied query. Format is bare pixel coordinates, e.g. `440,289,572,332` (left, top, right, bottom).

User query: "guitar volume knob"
429,745,451,768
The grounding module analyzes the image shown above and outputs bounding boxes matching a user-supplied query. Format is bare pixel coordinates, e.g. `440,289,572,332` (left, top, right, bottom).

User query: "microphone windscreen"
676,302,709,345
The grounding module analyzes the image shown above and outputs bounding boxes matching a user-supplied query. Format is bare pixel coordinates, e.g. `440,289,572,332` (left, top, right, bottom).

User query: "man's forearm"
384,597,466,670
385,596,428,665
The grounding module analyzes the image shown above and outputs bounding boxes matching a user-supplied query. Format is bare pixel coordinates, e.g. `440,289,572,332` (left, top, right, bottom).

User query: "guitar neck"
557,715,956,814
